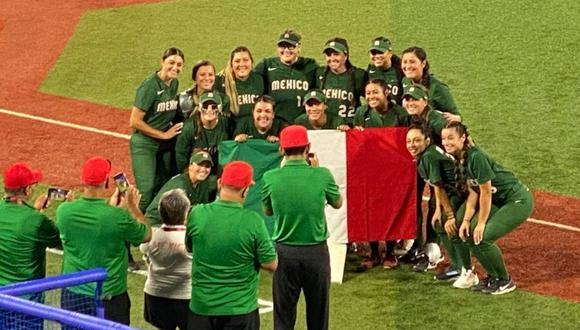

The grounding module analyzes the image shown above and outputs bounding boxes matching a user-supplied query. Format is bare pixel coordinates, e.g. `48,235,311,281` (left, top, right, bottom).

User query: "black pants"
61,289,130,326
144,293,189,330
273,242,330,330
416,173,438,247
187,309,259,330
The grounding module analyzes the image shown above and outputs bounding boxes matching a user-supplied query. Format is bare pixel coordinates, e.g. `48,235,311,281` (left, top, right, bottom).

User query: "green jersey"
262,159,341,245
145,173,214,226
215,72,265,119
0,201,59,285
175,115,231,172
367,64,403,104
186,199,276,315
418,145,459,198
56,197,148,296
233,116,285,139
465,146,524,204
402,75,460,116
315,66,366,125
294,113,343,130
353,102,408,128
254,57,318,123
133,72,179,131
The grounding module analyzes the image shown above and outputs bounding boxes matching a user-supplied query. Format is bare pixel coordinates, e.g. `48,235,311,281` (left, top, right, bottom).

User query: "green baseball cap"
199,91,222,106
190,151,213,166
278,31,301,46
323,39,348,54
303,89,327,105
403,84,429,100
369,37,392,53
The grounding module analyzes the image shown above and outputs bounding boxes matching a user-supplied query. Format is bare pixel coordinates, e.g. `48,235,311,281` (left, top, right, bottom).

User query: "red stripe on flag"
346,127,417,242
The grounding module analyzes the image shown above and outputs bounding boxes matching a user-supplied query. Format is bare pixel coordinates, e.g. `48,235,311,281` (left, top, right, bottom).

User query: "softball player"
353,79,407,129
406,124,468,282
215,46,265,120
442,122,534,294
367,37,404,105
130,47,184,212
402,84,447,145
401,46,461,122
175,91,231,175
178,60,231,120
294,89,347,130
315,37,366,126
399,84,451,271
234,95,285,143
254,29,319,124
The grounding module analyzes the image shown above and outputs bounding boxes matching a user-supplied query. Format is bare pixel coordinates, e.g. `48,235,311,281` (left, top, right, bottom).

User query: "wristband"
462,219,471,223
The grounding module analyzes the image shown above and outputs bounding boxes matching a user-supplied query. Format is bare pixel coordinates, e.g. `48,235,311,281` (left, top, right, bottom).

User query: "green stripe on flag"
219,140,282,234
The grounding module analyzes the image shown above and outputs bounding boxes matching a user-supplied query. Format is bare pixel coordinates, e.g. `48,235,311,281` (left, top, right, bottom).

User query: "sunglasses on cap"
278,42,296,50
370,49,385,56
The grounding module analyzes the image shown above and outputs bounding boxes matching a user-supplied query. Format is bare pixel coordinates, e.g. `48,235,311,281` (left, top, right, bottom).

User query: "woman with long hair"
441,122,534,294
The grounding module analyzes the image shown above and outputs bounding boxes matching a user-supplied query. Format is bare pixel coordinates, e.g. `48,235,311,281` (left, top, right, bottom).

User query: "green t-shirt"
186,199,276,316
56,197,148,296
215,72,265,119
145,173,215,226
418,145,460,198
233,116,285,139
262,159,341,245
294,113,343,130
175,115,231,172
0,201,60,285
465,146,524,204
133,72,179,131
315,66,367,125
254,57,318,123
353,103,408,128
367,64,402,104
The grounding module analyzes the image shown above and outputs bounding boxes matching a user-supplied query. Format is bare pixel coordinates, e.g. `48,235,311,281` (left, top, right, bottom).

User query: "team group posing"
0,29,534,330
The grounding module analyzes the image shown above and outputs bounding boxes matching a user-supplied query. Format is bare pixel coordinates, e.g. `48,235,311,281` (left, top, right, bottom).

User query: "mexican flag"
219,128,417,243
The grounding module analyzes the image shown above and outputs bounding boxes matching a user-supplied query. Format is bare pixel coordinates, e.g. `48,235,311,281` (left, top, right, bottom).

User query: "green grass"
43,252,580,330
39,0,580,197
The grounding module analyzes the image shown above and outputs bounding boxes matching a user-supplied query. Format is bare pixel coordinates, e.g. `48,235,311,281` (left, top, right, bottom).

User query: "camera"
47,187,69,201
113,172,129,194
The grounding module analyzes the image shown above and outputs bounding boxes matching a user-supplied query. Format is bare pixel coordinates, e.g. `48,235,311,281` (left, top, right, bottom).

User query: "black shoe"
489,277,516,295
398,248,421,264
412,254,429,272
434,266,461,281
481,277,501,294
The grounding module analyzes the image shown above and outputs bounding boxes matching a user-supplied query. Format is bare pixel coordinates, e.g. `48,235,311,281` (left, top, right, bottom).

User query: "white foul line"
0,108,131,140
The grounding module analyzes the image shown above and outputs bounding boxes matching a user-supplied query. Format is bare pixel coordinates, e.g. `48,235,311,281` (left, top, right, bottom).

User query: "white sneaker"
425,243,442,263
452,267,479,289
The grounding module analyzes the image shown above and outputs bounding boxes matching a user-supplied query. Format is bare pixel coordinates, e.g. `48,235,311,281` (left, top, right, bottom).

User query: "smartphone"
113,172,129,194
307,153,315,165
44,187,69,208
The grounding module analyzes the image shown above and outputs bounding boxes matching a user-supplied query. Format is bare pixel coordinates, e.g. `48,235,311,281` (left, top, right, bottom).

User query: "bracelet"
462,218,471,223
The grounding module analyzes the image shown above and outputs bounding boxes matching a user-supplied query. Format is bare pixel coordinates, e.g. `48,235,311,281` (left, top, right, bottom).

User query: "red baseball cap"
221,161,254,189
3,162,43,189
82,156,112,186
280,125,309,149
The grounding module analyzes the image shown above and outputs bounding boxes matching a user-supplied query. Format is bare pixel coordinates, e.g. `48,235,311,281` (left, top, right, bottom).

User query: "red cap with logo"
280,125,309,149
3,162,43,189
82,156,112,186
221,161,254,189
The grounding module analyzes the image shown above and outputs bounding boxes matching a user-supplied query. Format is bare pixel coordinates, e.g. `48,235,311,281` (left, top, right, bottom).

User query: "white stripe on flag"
308,130,348,244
